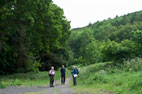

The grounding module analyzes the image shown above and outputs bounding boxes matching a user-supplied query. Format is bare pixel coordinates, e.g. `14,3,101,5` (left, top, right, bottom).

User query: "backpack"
77,69,79,74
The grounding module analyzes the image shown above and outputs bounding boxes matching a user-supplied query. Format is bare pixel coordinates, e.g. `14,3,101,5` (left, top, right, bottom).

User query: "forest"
1,0,142,74
70,10,142,66
1,0,142,75
0,0,71,74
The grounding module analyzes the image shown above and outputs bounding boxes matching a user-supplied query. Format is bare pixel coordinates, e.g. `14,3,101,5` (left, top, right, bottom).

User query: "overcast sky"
53,0,142,28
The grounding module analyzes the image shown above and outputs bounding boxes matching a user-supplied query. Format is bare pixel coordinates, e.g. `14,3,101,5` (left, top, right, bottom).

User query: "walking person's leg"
74,77,77,86
50,75,54,87
64,75,65,84
61,75,63,84
50,76,52,87
52,76,54,87
72,76,74,85
73,76,76,86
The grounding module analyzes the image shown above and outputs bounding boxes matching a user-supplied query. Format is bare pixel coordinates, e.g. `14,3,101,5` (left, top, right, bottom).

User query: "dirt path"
0,77,76,94
44,77,76,94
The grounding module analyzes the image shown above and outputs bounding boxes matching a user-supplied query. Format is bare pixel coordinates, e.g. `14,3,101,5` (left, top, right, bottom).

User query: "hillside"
73,60,142,94
69,10,142,65
69,10,142,94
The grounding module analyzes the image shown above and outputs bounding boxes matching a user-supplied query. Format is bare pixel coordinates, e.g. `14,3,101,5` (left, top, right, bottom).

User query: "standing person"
71,66,79,86
60,65,66,84
49,66,55,87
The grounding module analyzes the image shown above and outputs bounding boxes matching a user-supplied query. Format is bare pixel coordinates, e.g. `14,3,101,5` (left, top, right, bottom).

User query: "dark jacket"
60,68,66,76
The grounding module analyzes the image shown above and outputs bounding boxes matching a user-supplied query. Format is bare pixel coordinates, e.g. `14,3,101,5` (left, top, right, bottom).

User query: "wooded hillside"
69,10,142,65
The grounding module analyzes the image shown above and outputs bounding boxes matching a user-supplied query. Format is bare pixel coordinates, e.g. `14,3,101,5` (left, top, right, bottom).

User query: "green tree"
0,0,71,74
84,41,102,64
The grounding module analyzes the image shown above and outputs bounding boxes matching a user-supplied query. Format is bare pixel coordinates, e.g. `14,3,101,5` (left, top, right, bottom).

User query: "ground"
0,77,76,94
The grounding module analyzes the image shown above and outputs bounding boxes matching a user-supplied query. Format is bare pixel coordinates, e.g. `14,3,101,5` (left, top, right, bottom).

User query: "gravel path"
44,77,76,94
0,77,76,94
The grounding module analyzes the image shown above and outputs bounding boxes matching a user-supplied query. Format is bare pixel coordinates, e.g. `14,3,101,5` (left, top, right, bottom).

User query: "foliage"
133,30,142,44
0,71,61,88
73,60,142,94
83,41,102,64
123,57,142,72
0,0,71,74
101,40,136,62
70,11,142,65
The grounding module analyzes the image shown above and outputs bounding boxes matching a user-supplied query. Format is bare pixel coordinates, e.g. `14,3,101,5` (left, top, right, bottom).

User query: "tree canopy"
0,0,71,74
69,11,142,65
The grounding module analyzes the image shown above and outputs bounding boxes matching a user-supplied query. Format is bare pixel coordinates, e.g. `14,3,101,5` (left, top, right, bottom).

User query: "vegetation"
0,70,63,88
0,68,72,89
69,10,142,94
73,58,142,94
1,0,142,93
69,11,142,65
0,0,71,74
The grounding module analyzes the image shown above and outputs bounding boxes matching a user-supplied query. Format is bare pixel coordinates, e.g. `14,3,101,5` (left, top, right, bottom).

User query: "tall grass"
73,58,142,94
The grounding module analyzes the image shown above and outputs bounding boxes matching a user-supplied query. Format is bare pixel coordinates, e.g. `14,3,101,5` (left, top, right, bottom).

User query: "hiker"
49,66,55,87
71,66,79,86
60,65,66,84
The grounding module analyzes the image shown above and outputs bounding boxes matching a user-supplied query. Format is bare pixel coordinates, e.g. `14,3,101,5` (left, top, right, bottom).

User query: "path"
44,77,76,94
0,77,76,94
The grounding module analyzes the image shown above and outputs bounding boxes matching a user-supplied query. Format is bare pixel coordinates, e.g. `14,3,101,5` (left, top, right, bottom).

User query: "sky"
53,0,142,28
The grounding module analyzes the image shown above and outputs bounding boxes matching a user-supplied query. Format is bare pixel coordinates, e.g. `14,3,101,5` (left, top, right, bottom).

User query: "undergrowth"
73,58,142,94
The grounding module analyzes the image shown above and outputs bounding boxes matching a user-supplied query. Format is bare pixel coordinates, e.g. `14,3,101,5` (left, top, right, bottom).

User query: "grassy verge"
0,71,61,88
72,61,142,94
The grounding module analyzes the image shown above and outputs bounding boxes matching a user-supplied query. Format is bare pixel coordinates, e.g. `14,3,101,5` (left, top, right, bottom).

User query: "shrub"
123,57,142,72
101,40,137,63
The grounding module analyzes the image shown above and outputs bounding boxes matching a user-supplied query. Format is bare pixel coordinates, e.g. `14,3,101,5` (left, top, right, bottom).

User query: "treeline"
0,0,71,74
69,10,142,65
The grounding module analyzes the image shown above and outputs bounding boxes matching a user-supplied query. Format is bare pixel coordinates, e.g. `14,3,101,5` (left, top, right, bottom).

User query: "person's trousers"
61,75,65,84
50,75,54,87
73,76,77,86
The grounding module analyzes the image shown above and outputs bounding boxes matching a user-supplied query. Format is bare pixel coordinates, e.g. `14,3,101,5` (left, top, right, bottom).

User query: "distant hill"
71,10,142,42
69,10,142,65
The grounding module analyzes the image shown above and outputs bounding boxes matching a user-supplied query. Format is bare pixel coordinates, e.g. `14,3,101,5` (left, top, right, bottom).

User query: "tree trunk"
0,30,6,53
17,27,25,71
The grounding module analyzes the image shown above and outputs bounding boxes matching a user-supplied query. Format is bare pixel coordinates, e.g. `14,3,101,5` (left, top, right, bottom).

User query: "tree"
0,0,71,74
84,41,102,64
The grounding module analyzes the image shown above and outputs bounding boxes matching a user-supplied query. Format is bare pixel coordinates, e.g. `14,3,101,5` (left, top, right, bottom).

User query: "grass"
72,61,142,94
0,70,61,88
2,60,142,94
0,68,71,89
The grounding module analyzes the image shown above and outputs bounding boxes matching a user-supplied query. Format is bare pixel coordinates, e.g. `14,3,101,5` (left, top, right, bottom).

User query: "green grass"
0,68,71,89
72,62,142,94
0,71,61,88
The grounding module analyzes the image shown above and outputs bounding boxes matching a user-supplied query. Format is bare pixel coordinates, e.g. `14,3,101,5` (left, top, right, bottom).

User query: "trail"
44,77,76,94
0,77,76,94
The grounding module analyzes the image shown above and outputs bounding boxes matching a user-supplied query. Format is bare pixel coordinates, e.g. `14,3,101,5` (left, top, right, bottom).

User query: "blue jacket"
71,68,78,75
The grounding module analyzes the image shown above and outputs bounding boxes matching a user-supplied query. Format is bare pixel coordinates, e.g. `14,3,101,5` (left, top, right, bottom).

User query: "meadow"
73,58,142,94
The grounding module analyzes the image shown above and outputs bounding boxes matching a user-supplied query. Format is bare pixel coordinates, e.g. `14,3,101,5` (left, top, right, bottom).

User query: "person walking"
71,66,79,86
60,65,66,84
49,66,55,87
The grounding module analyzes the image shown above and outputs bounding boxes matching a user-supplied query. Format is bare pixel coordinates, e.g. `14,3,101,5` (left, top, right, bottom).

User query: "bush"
123,57,142,72
101,40,136,63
